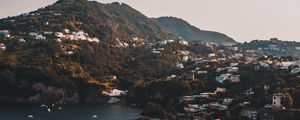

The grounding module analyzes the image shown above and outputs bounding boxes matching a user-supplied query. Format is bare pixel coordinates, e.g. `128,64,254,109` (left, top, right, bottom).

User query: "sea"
0,103,142,120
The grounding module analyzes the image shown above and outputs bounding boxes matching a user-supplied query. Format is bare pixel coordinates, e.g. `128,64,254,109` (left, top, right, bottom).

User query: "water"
0,103,142,120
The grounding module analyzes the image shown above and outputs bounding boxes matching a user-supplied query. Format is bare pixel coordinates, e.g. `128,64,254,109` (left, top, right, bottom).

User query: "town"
2,26,300,119
0,0,300,120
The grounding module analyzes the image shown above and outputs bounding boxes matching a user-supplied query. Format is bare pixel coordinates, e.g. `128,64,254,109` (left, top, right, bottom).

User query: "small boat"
107,97,120,104
92,115,98,118
28,115,34,118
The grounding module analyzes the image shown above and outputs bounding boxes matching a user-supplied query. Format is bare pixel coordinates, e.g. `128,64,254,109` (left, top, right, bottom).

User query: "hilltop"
0,0,175,43
155,16,236,44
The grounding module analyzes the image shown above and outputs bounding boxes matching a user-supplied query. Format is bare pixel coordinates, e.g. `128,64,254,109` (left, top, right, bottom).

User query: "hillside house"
215,87,226,93
234,53,243,58
182,96,194,102
179,50,190,55
0,30,10,37
217,68,226,72
200,92,216,99
216,73,231,83
272,93,285,109
29,32,46,40
229,75,240,82
44,31,53,35
244,88,254,96
218,57,226,61
44,21,49,25
223,98,234,105
19,39,26,42
208,53,216,57
179,40,188,45
228,46,238,51
230,63,239,67
197,70,208,74
227,67,239,72
64,29,70,33
280,61,297,70
208,102,228,110
269,44,279,51
28,32,38,37
0,43,6,51
103,89,126,97
182,56,189,62
55,32,64,38
152,50,161,54
176,63,184,69
35,35,46,40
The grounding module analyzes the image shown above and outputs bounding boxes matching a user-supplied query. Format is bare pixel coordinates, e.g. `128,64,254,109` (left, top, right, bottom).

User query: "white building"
227,67,239,73
35,35,46,40
218,58,226,61
182,56,189,62
55,32,64,38
208,102,228,110
280,61,297,70
208,53,216,57
229,46,238,51
0,30,10,37
234,53,243,58
44,31,53,35
28,32,38,37
64,29,70,33
19,39,26,43
103,89,126,97
197,70,208,74
229,75,240,82
223,98,234,105
215,87,226,93
179,40,188,45
200,92,216,98
216,73,231,83
0,43,6,51
230,63,239,67
273,93,284,109
176,63,184,69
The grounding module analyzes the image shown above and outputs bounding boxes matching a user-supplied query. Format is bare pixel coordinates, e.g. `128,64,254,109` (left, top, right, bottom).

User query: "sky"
0,0,299,42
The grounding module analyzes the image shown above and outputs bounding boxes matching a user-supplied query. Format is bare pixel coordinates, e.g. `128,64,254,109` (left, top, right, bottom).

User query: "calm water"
0,103,142,120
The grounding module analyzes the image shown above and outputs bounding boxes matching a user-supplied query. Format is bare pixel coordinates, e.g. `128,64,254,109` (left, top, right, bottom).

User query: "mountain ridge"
155,16,236,44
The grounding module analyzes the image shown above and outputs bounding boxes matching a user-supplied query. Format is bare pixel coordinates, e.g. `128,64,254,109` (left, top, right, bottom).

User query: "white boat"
92,115,98,118
28,115,34,118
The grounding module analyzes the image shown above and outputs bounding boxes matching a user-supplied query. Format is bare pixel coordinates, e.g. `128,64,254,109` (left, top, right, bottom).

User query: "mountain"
0,0,223,104
0,0,174,43
155,17,236,44
0,0,180,104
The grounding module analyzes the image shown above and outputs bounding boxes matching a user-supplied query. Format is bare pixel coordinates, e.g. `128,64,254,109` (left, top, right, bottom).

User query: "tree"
282,92,293,108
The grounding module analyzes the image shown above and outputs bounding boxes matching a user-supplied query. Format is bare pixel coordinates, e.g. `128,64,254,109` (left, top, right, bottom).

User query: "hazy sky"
0,0,299,42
